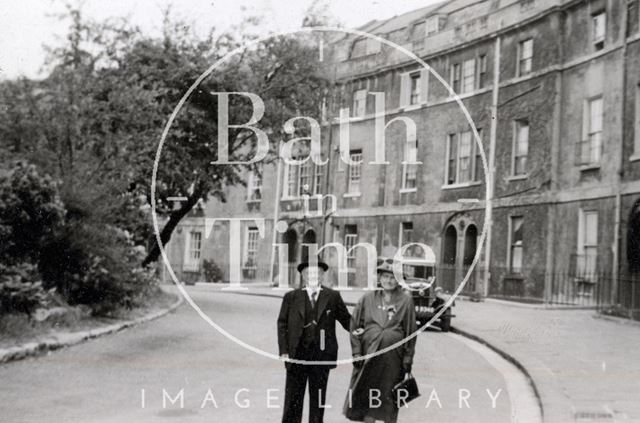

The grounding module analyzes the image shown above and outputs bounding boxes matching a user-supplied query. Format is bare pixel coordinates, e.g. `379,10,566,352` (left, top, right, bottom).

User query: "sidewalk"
0,289,183,365
452,299,640,423
211,284,640,423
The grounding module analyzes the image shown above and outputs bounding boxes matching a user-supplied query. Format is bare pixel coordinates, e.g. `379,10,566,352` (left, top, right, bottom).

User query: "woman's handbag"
391,374,420,407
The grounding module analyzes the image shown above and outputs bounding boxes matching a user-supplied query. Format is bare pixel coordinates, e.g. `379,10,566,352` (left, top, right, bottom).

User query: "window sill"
447,92,471,101
573,276,597,284
446,87,492,101
399,188,417,194
629,154,640,163
343,192,362,198
578,163,601,172
183,265,201,273
281,194,324,201
401,103,425,112
441,181,481,190
506,174,528,182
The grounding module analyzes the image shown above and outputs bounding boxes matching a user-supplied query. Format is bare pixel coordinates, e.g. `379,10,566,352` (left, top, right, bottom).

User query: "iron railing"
177,259,640,322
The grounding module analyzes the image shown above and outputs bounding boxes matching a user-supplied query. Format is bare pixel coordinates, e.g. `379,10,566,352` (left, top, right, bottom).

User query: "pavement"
3,280,639,422
0,288,517,422
451,299,640,423
201,282,640,423
0,291,183,364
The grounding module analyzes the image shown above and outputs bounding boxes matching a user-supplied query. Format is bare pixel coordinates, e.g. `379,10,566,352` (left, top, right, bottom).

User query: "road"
0,286,525,422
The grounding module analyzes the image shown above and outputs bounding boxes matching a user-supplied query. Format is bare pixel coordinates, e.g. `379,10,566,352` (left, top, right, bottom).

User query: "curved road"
0,287,525,422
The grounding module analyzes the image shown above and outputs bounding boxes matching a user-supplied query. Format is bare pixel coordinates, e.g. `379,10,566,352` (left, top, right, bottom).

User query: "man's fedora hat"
297,260,329,273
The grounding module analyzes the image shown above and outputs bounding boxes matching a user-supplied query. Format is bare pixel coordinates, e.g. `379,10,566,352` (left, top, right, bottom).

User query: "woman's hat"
376,261,395,275
297,260,329,273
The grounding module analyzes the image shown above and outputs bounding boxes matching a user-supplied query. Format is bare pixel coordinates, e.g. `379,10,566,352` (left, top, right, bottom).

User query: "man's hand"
281,353,290,370
353,354,363,369
352,328,365,337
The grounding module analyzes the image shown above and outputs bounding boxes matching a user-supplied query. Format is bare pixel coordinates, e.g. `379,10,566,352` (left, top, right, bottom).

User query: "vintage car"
384,248,456,332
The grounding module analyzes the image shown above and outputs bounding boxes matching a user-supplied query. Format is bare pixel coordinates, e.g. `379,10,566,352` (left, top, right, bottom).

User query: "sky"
0,0,443,80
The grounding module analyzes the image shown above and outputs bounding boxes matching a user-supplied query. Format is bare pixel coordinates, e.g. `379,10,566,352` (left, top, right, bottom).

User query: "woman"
343,261,417,423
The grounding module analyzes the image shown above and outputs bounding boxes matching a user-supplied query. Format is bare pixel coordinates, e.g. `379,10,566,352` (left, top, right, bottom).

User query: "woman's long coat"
343,288,417,422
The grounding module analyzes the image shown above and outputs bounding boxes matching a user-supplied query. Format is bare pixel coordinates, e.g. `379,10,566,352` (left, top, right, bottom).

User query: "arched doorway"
628,199,640,273
283,229,298,286
627,199,640,318
463,225,478,292
442,225,458,291
301,230,317,263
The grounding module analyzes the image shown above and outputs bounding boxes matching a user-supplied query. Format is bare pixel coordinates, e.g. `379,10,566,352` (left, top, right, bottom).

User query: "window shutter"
585,212,598,245
577,100,590,164
400,73,410,107
242,225,249,264
635,86,640,154
183,229,190,267
282,164,289,198
420,68,429,103
577,209,585,255
449,65,455,93
247,171,254,199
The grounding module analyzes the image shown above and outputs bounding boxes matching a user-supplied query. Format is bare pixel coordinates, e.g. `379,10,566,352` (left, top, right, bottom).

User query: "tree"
0,6,154,243
121,19,332,266
0,5,333,268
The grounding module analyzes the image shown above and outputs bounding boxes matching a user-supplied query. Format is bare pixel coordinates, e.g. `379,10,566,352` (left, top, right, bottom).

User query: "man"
277,259,351,423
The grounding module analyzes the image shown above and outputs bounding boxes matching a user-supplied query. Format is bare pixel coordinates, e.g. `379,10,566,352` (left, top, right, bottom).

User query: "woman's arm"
402,296,418,372
350,296,366,356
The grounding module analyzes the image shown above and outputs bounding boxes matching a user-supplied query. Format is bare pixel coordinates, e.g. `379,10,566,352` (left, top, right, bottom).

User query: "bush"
0,161,158,317
0,263,52,316
0,161,65,264
202,259,224,282
39,222,158,315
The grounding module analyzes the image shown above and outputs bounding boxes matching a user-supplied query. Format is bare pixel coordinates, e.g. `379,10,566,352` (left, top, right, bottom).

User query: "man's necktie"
310,291,317,309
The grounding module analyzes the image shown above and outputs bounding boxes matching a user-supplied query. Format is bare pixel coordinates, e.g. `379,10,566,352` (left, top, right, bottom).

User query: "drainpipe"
544,73,562,304
268,143,284,285
613,2,629,306
544,12,565,304
321,70,341,252
320,107,335,251
483,34,501,298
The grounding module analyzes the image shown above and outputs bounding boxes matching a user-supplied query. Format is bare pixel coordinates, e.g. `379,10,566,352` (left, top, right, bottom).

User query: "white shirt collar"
304,286,322,299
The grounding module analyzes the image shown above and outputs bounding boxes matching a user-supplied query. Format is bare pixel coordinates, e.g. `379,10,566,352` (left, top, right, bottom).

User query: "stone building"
165,0,640,311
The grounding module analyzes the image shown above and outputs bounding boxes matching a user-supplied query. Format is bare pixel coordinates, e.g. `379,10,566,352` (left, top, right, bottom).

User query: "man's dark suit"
277,287,351,423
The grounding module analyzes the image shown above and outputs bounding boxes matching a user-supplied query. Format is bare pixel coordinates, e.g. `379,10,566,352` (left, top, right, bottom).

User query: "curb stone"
450,326,545,420
456,295,599,310
592,312,640,328
0,292,184,365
